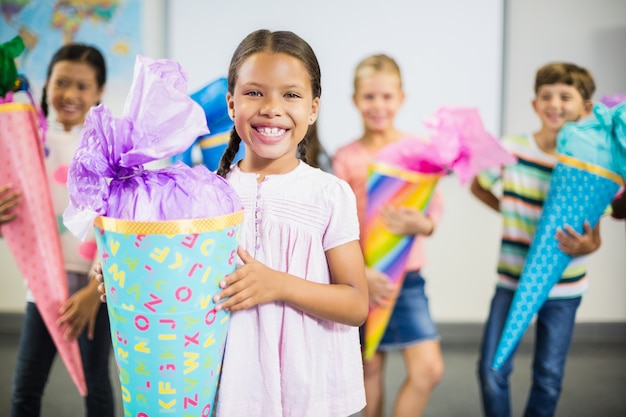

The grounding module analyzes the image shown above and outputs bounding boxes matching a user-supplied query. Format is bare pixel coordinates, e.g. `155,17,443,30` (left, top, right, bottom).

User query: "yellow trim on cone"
198,132,230,148
0,102,35,113
369,162,443,184
94,210,244,234
556,154,623,186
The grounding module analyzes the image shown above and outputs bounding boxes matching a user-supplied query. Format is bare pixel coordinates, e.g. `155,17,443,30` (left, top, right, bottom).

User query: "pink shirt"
333,139,443,271
217,162,366,417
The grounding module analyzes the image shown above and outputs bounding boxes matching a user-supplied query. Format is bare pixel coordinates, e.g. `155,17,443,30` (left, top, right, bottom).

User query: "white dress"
216,161,366,417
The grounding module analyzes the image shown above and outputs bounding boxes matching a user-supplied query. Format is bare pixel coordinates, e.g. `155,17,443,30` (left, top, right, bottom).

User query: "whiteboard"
167,0,504,155
167,0,507,323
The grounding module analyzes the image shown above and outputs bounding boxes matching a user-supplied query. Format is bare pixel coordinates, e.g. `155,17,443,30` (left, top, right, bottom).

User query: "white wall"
424,0,626,323
103,0,167,116
1,0,625,324
166,0,505,326
166,0,505,153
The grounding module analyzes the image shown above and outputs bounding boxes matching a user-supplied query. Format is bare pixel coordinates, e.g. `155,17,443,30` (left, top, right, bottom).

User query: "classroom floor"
0,332,624,417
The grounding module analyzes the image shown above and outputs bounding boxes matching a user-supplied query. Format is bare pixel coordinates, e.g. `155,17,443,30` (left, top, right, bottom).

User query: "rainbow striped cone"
491,155,623,370
94,212,243,416
363,163,441,360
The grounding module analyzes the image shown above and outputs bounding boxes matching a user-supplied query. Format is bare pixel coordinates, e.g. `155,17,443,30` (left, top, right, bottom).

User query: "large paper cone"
492,155,623,370
0,102,87,396
95,211,243,416
172,77,244,171
196,132,232,171
363,162,441,360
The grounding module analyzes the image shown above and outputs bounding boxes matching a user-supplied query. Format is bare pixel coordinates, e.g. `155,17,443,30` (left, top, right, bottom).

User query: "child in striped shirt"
470,62,601,417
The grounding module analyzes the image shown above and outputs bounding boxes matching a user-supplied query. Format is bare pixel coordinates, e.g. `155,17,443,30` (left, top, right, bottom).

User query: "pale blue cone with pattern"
491,160,621,370
94,215,242,416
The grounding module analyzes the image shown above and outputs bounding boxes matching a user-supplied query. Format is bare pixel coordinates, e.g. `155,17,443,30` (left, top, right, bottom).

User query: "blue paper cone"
95,212,243,416
171,77,244,170
492,156,622,370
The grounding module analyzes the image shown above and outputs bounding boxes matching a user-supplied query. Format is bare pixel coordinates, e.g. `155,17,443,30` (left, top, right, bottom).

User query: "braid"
216,129,241,178
297,139,310,166
298,122,323,168
41,88,49,118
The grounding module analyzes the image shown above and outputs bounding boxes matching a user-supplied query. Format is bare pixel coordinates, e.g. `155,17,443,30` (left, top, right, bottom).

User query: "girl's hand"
556,221,601,256
213,246,283,312
92,262,107,303
57,280,102,341
0,183,21,225
366,268,396,308
380,205,434,236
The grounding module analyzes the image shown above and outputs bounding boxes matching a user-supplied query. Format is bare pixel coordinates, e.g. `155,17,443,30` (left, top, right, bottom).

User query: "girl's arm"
57,259,104,341
470,177,500,212
214,243,369,326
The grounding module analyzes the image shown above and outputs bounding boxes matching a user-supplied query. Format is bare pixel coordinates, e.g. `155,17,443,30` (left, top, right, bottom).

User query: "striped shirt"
477,133,588,299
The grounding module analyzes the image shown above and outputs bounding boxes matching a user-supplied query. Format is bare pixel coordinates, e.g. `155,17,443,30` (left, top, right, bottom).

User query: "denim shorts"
377,270,439,351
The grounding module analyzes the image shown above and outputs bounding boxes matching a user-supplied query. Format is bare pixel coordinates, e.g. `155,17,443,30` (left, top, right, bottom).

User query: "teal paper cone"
94,213,243,416
492,158,621,370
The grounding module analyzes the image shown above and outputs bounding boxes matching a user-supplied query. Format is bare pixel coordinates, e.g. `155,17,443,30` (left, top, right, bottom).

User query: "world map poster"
0,0,143,85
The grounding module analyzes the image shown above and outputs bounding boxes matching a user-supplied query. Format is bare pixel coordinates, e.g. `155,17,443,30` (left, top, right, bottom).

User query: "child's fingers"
562,224,582,238
57,298,75,321
370,291,393,308
215,289,254,312
64,322,82,341
97,282,107,303
237,245,253,264
213,273,244,303
0,211,18,224
57,308,76,327
0,194,20,208
92,263,103,283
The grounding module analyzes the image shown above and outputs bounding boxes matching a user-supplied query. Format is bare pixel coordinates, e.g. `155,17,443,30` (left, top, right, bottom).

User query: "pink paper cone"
363,162,441,360
0,102,87,396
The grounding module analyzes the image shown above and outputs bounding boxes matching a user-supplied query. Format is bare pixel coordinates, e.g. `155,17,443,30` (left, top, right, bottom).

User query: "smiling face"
227,51,319,174
46,60,104,131
353,71,404,135
532,83,592,134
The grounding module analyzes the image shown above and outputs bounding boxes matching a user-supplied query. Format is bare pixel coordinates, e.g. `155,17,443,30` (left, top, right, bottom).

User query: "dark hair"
216,29,322,178
534,62,595,101
300,121,331,170
41,43,107,117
